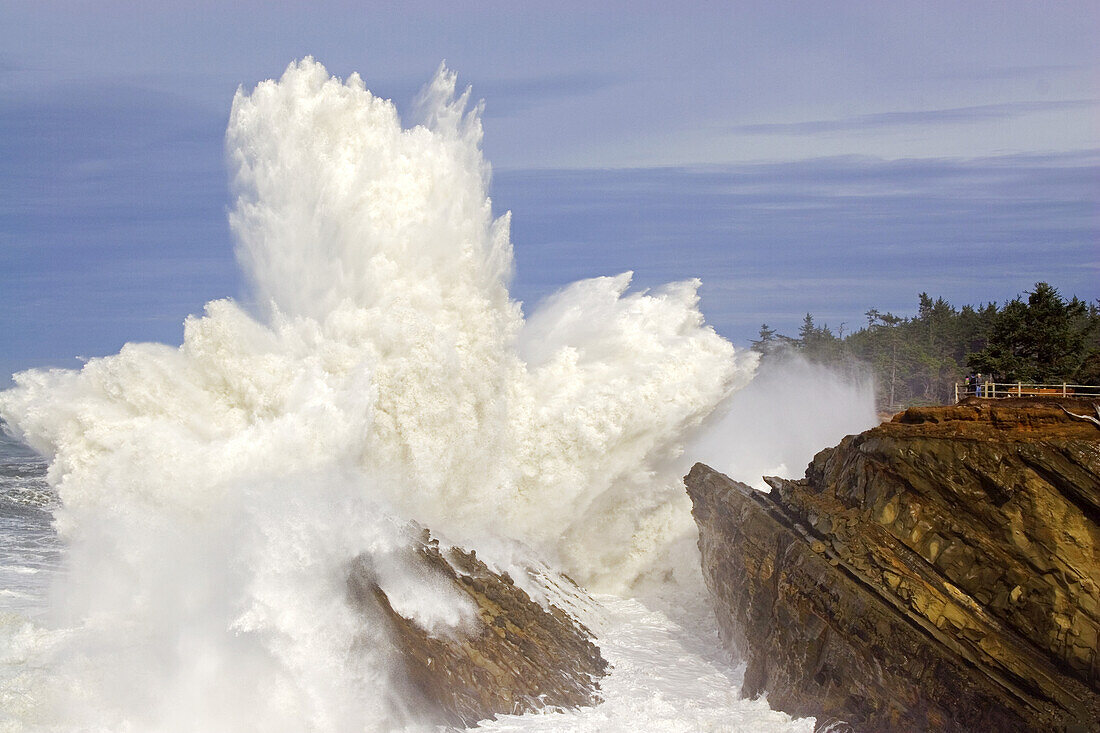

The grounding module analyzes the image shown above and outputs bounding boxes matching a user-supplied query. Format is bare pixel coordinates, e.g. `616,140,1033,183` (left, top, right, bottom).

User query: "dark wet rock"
687,398,1100,732
347,530,607,727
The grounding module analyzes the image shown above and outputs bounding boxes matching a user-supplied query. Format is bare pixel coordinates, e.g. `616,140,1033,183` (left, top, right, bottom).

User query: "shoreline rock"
687,398,1100,732
347,530,607,727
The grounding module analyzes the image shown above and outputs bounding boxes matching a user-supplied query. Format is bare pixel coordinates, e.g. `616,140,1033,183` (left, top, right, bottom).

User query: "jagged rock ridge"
687,398,1100,732
347,530,607,727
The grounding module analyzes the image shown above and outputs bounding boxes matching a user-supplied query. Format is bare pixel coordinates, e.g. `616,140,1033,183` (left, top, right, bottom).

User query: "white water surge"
0,60,870,732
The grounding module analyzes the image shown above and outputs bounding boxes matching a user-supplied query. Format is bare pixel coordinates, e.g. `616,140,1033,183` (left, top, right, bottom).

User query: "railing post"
1062,383,1067,397
955,383,959,403
1017,382,1021,396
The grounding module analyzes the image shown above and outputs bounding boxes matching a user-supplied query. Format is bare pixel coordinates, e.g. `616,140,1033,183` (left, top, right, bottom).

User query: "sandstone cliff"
347,530,607,727
687,398,1100,732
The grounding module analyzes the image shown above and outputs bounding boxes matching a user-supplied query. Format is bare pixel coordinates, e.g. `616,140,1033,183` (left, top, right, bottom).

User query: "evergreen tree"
751,324,777,355
751,323,800,360
861,310,910,409
967,283,1092,382
1079,301,1100,383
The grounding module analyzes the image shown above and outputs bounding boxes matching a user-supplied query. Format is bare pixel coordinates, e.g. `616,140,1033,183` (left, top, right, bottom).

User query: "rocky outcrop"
347,530,607,727
687,398,1100,732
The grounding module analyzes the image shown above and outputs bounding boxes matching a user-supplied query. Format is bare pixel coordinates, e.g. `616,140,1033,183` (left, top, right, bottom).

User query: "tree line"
751,283,1100,411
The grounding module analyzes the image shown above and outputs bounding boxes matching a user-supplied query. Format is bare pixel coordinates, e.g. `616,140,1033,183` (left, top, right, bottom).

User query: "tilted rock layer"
347,530,607,727
687,398,1100,732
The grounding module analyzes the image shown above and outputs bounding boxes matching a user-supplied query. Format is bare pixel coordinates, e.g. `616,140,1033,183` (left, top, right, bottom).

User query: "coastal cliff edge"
687,398,1100,732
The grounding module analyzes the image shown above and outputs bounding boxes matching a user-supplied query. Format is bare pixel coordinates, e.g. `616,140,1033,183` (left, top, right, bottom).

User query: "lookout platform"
955,381,1100,402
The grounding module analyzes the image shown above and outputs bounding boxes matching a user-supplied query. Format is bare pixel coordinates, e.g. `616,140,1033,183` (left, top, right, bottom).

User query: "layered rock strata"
347,530,607,727
687,398,1100,732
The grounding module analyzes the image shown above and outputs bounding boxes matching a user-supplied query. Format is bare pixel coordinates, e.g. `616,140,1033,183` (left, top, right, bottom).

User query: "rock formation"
687,398,1100,732
347,530,607,727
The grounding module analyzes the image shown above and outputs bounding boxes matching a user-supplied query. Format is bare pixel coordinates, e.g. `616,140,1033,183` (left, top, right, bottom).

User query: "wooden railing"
955,382,1100,402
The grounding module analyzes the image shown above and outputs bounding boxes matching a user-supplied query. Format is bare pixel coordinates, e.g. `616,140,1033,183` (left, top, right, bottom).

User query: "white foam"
478,596,815,733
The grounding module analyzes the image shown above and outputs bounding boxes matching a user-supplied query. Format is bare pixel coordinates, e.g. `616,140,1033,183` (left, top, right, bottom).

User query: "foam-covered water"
0,59,873,732
0,432,58,616
478,596,813,733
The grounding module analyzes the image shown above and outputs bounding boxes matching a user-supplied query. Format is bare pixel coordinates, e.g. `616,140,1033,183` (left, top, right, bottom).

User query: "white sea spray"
689,354,878,490
0,59,784,731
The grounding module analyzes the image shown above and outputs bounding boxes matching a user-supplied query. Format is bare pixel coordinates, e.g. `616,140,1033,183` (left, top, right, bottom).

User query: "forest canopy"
752,283,1100,411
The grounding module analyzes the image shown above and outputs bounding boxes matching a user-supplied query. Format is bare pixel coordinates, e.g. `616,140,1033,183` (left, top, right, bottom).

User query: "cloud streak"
926,63,1085,81
730,99,1099,135
478,71,618,117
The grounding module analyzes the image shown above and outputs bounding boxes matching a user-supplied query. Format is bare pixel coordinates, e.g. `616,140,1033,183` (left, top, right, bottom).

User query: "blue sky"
1,2,1097,381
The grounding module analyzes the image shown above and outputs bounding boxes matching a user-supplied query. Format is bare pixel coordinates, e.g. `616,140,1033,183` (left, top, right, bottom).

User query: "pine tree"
967,283,1092,382
751,324,777,353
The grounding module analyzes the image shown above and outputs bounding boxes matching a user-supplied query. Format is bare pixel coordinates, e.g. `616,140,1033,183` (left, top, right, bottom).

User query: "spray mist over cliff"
690,355,877,489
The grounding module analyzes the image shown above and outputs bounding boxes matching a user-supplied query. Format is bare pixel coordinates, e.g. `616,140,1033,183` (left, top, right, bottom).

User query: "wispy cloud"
478,71,618,117
927,63,1085,81
730,99,1099,135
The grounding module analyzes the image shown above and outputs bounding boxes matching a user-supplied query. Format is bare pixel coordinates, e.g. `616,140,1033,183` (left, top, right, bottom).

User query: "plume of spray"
689,353,879,490
0,59,757,731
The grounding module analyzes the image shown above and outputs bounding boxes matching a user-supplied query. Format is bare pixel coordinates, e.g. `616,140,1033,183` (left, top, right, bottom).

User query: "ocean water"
0,59,874,732
0,434,57,619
